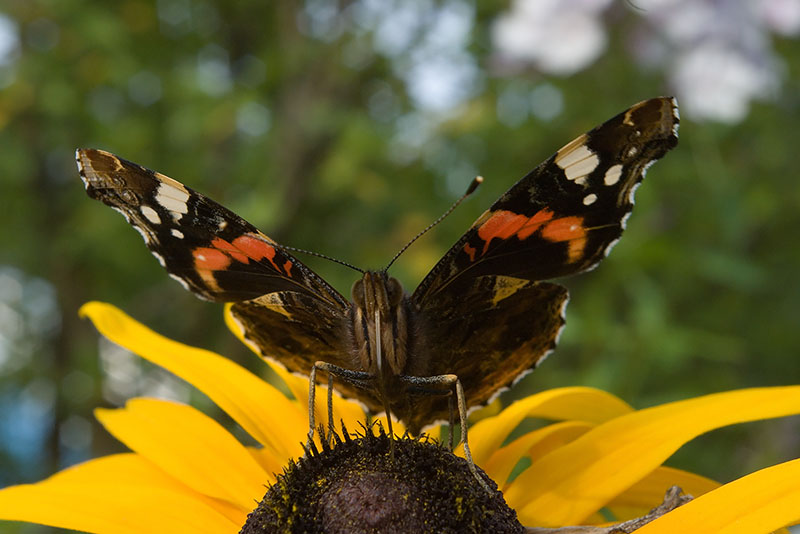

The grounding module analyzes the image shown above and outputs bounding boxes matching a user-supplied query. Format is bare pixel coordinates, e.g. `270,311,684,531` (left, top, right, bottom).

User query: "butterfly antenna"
384,176,483,271
280,246,365,274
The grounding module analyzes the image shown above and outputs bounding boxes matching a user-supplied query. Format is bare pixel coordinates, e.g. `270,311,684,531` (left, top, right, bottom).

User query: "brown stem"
525,486,692,534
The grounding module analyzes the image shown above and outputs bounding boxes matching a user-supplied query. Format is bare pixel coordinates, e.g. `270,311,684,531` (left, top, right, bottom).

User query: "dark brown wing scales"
76,149,347,307
229,293,382,411
400,276,568,434
413,97,679,302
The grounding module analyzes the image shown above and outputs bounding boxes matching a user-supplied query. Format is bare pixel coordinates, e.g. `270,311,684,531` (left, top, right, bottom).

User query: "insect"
77,97,678,471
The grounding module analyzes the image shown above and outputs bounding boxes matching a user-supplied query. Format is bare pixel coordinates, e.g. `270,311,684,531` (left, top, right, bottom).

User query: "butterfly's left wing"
405,98,679,430
78,149,362,387
77,148,347,307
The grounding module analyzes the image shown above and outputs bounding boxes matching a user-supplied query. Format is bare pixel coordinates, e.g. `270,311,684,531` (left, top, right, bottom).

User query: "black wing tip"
642,96,680,140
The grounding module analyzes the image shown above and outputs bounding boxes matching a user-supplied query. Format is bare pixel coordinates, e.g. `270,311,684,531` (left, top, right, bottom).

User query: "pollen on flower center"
322,471,417,531
240,425,524,534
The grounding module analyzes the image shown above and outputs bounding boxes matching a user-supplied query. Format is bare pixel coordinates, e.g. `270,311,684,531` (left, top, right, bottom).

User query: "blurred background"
1,1,799,531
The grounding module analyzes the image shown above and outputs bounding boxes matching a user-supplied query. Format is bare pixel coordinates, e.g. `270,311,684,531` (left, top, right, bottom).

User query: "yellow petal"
509,386,800,527
95,398,267,510
361,412,407,441
80,301,305,459
609,466,719,513
483,421,593,488
247,446,282,474
0,454,244,534
224,303,367,433
635,458,800,534
468,387,633,465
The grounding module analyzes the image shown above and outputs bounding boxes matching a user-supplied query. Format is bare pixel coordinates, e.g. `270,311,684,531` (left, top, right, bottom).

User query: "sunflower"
1,302,799,533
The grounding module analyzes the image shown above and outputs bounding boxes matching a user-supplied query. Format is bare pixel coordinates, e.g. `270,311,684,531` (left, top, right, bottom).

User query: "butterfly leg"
306,362,337,449
326,372,335,443
306,361,374,451
306,363,320,450
401,374,490,492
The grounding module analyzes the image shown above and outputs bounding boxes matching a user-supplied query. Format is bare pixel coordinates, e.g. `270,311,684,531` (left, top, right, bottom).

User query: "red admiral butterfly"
77,97,678,445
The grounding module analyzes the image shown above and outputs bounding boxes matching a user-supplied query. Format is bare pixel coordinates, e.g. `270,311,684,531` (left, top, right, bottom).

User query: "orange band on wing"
469,209,588,264
516,209,555,240
231,233,290,276
193,233,291,276
193,247,232,270
477,210,529,254
463,242,477,262
211,237,249,264
231,234,274,261
540,216,586,242
474,209,556,257
540,216,588,262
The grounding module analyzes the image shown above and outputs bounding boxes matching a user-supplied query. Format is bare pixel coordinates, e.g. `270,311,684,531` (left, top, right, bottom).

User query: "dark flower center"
240,425,523,534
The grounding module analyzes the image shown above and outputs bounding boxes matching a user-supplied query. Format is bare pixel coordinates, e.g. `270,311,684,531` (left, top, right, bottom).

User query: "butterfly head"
351,271,408,379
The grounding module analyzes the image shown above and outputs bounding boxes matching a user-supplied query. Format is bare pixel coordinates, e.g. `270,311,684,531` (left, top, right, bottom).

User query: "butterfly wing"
77,149,359,372
407,98,679,428
77,149,348,306
413,97,679,302
229,293,384,413
400,276,568,434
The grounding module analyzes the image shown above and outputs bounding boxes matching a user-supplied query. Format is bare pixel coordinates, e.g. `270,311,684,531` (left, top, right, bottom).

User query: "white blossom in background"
491,0,800,124
492,0,613,75
670,42,780,123
758,0,800,35
641,0,792,123
0,14,20,89
351,0,480,114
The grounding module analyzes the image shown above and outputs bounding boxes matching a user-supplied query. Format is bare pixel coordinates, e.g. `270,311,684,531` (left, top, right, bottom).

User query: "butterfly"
77,97,679,440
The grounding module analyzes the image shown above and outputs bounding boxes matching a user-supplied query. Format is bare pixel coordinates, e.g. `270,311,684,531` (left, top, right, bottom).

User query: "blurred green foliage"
1,2,799,532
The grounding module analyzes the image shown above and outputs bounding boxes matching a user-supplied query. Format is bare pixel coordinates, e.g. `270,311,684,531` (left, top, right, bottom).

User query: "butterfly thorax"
350,271,409,381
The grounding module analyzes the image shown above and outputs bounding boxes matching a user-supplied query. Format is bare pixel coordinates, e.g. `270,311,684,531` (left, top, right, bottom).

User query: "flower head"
1,302,799,533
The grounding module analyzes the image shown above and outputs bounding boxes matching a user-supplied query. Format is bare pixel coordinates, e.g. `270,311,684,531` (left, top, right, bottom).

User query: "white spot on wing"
131,224,149,244
75,150,90,188
603,236,621,256
171,228,184,239
536,295,570,367
627,181,642,204
620,211,632,230
156,182,190,221
228,312,264,355
168,272,191,291
556,144,600,182
583,193,598,206
552,296,569,345
640,160,655,179
110,206,133,224
557,144,593,169
151,249,166,268
604,164,623,186
140,205,161,225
